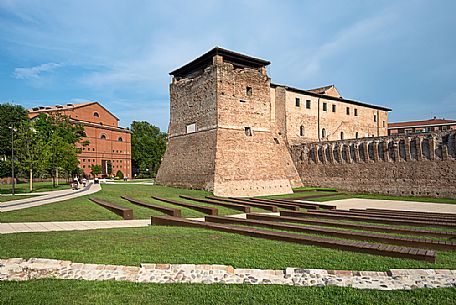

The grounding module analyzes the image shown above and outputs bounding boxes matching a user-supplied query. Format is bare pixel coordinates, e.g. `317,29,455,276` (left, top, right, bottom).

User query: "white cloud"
14,63,62,79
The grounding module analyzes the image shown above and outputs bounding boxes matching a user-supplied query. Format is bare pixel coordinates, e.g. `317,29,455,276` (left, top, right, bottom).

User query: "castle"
156,47,391,197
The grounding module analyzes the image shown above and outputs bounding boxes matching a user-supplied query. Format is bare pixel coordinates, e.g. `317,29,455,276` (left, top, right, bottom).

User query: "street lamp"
8,127,16,195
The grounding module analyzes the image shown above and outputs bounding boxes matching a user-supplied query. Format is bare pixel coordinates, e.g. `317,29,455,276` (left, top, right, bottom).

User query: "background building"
28,102,131,178
388,117,456,135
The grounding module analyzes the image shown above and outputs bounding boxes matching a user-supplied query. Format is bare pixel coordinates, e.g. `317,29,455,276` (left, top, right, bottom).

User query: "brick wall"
290,131,456,198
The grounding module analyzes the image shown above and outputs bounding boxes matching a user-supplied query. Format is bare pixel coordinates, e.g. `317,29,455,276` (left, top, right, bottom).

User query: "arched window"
340,132,344,140
93,112,100,117
118,137,123,142
300,125,305,137
100,134,107,140
321,128,326,138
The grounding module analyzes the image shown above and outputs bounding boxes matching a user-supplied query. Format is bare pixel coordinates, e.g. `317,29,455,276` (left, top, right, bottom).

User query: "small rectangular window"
383,121,386,127
295,98,300,107
244,127,252,136
323,102,327,111
374,114,377,122
346,107,350,115
332,104,336,112
246,86,252,96
240,100,246,103
186,123,196,134
354,108,358,116
306,100,311,109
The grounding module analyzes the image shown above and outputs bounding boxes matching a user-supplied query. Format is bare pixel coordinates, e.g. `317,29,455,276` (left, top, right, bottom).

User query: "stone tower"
156,48,302,196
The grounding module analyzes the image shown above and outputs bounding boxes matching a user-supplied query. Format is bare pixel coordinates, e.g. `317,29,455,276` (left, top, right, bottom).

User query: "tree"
0,103,28,159
131,121,167,177
33,113,86,186
14,120,43,191
90,164,102,178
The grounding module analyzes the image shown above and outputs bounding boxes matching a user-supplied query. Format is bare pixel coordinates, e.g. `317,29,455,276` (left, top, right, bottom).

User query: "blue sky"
1,0,455,130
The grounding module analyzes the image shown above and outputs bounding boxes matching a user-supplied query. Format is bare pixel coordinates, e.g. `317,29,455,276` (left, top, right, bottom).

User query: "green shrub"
115,170,124,179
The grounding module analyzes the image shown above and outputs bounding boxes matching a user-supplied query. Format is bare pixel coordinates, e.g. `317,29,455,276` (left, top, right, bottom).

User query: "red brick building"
28,102,132,178
388,117,456,135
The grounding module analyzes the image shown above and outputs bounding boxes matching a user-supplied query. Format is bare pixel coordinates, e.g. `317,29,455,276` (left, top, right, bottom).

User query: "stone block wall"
290,131,456,198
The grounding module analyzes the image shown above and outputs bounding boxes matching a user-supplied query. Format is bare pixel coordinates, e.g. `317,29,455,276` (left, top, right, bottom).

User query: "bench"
121,196,181,217
179,195,250,213
90,198,133,220
206,196,278,212
152,196,218,215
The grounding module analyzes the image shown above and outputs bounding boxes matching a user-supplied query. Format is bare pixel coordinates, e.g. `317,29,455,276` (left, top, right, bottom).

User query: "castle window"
244,127,252,136
186,123,196,134
346,107,350,115
321,128,326,138
323,102,327,111
300,125,305,137
93,148,95,151
118,137,123,142
332,104,336,112
306,100,311,109
246,86,252,96
340,132,344,140
100,134,107,140
374,114,377,122
383,121,386,127
295,98,300,107
355,132,359,139
240,100,246,103
354,108,358,116
93,112,99,117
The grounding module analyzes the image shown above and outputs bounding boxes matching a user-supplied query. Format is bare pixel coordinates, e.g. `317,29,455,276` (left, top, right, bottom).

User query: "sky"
0,0,455,130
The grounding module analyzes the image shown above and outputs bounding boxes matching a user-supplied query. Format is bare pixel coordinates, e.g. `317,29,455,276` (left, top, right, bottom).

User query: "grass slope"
1,226,455,270
0,184,296,223
0,181,69,194
1,279,455,305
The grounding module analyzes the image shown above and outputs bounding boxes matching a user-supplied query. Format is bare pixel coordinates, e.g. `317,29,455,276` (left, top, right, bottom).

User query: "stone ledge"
1,258,455,290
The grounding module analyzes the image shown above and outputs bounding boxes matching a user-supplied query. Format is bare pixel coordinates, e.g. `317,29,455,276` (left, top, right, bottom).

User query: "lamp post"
8,127,16,195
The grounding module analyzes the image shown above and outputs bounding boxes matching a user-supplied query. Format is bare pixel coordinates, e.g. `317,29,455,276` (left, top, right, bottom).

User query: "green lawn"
1,225,455,270
0,184,275,223
1,279,455,305
0,181,69,195
0,195,39,203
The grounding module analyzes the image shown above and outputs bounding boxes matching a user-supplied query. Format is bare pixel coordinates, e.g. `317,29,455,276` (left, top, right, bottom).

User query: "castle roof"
170,47,270,78
271,83,391,112
389,118,456,129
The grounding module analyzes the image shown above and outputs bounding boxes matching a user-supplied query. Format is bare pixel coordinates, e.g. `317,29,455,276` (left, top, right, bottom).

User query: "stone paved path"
0,219,150,234
1,258,455,290
303,198,456,214
0,183,101,212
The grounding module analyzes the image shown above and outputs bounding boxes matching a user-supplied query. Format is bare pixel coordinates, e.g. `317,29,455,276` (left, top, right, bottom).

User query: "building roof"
28,101,119,121
307,84,336,94
388,118,456,129
170,47,271,78
271,83,392,111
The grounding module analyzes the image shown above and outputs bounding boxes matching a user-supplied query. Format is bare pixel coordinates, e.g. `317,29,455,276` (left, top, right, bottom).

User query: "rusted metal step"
150,215,436,263
121,196,181,217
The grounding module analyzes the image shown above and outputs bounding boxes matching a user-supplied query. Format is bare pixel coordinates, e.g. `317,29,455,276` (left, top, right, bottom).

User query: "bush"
0,160,12,178
115,170,124,179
